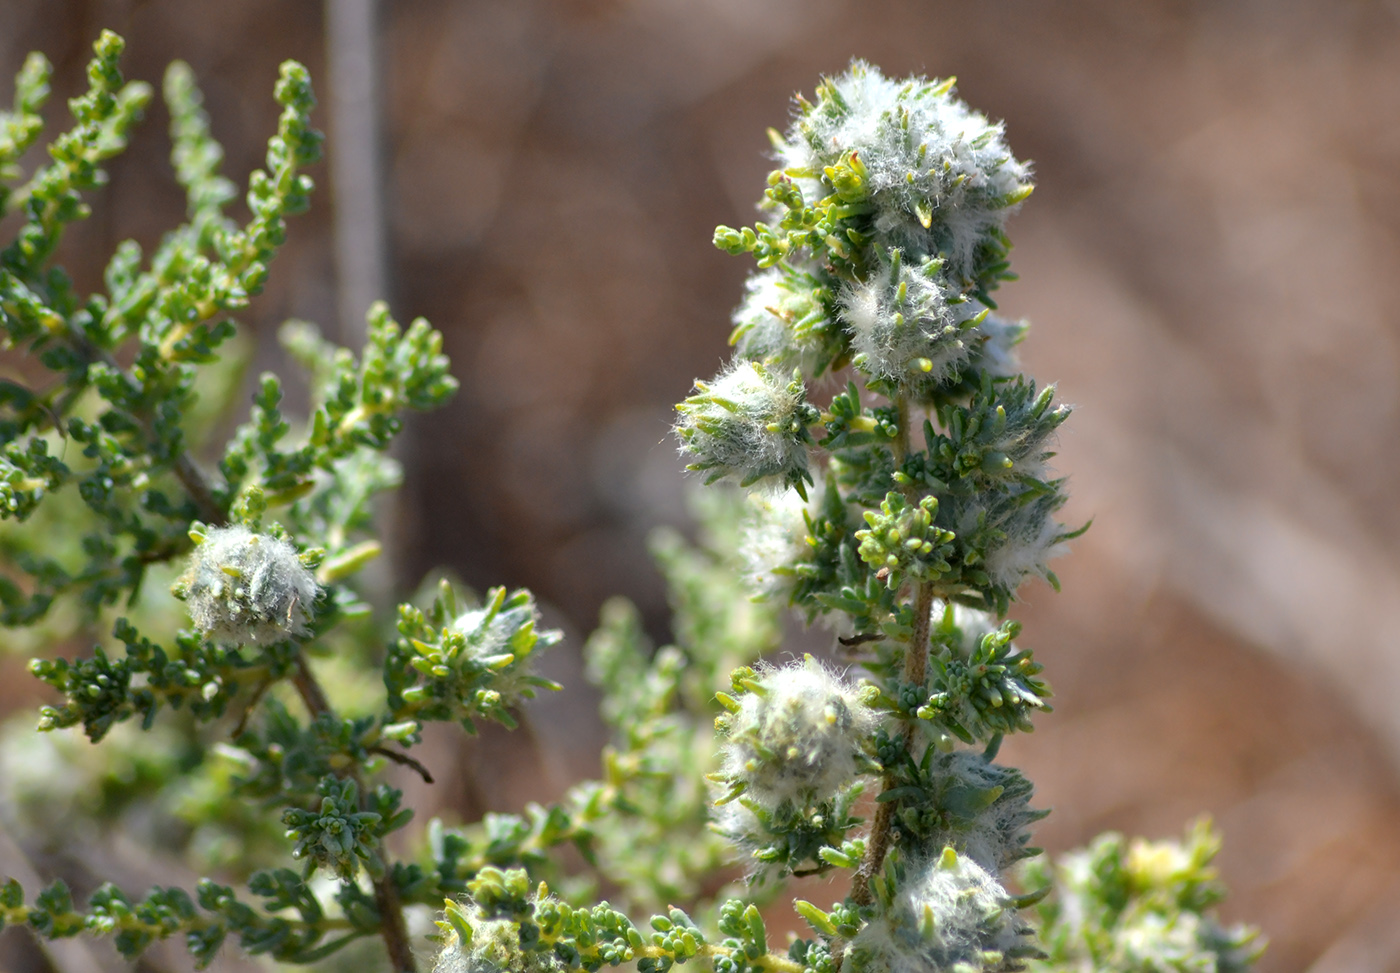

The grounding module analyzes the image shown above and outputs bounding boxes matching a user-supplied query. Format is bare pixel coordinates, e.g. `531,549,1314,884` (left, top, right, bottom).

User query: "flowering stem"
644,945,804,973
851,389,935,905
534,927,805,973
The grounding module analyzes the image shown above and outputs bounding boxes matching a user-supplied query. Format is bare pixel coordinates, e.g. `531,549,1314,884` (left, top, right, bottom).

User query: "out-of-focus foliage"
1027,821,1264,973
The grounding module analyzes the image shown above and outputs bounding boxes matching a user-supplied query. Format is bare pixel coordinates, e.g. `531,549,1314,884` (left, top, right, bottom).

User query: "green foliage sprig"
0,30,491,973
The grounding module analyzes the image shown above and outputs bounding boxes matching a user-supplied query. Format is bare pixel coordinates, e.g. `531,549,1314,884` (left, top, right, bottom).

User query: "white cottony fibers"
739,486,813,598
178,526,319,645
712,799,764,852
675,360,812,487
449,596,551,705
951,493,1068,593
777,62,1032,285
711,799,777,880
970,315,1027,379
982,507,1068,591
731,265,837,375
718,658,875,808
847,850,1030,973
840,255,968,385
921,751,1044,875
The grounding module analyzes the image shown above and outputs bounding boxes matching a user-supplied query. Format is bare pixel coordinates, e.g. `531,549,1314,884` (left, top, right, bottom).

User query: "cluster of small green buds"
434,868,644,973
0,437,67,521
935,379,1067,487
713,657,878,808
918,606,1050,745
390,585,563,732
173,524,321,645
282,777,395,881
846,848,1040,973
856,492,955,590
675,361,819,492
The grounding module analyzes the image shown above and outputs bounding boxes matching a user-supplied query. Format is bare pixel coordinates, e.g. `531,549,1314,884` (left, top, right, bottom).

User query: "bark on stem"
374,872,417,973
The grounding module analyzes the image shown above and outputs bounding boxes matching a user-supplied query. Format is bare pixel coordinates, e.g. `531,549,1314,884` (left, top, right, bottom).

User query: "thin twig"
373,862,417,973
370,745,434,784
232,675,275,738
291,654,332,718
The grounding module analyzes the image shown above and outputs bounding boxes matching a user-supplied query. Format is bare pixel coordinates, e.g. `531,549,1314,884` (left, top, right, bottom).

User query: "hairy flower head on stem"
675,360,819,494
714,656,878,809
847,848,1038,973
173,524,320,645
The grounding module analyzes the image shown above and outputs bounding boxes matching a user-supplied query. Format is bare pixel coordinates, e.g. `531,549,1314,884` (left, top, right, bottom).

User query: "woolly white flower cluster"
731,61,1034,401
449,598,550,707
841,251,971,385
776,61,1032,288
982,504,1069,591
847,848,1035,973
175,525,319,645
730,264,837,376
948,493,1069,592
674,360,816,490
715,657,876,808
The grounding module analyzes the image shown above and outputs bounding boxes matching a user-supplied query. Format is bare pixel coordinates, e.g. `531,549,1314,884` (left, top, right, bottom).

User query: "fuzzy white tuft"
178,526,319,646
847,850,1030,973
839,255,970,385
675,360,812,488
970,315,1027,379
739,485,814,599
718,657,875,809
921,751,1044,875
730,265,837,375
433,902,563,973
982,508,1068,591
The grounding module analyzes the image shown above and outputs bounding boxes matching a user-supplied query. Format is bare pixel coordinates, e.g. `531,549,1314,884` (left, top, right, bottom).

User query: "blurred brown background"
3,0,1400,970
